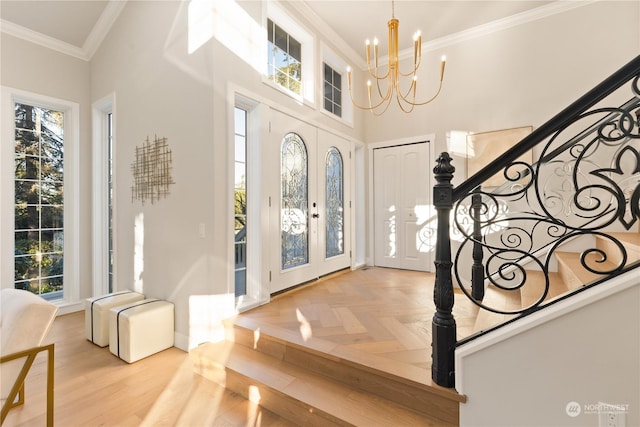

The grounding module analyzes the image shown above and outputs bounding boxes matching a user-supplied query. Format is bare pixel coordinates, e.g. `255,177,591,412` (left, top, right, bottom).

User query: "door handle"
312,213,320,218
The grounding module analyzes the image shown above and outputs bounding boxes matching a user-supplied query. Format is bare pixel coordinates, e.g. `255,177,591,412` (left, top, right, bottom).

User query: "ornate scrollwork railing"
431,55,640,388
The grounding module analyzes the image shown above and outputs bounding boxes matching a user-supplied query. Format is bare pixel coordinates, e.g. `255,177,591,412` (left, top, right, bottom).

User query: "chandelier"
346,1,446,115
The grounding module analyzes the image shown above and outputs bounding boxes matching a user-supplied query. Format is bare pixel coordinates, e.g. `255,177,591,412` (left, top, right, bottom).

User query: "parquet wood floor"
237,267,480,375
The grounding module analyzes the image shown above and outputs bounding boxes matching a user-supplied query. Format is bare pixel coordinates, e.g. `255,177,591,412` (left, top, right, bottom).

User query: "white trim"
418,0,598,57
1,86,80,307
265,1,315,105
367,135,436,271
92,93,116,297
228,86,271,313
0,0,126,61
352,141,366,269
83,1,128,59
319,42,354,128
288,1,366,70
0,19,87,61
454,270,637,394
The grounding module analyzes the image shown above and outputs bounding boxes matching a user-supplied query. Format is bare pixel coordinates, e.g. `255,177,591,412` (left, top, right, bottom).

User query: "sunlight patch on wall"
189,293,236,348
134,212,144,293
188,0,265,73
447,130,470,157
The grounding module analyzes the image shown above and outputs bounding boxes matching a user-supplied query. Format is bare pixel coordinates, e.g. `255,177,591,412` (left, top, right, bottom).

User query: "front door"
269,109,351,293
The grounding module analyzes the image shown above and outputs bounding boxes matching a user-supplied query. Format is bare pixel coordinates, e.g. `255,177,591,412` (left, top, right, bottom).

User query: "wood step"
472,282,521,333
555,251,619,289
595,232,640,266
519,270,569,307
223,316,463,425
191,340,456,427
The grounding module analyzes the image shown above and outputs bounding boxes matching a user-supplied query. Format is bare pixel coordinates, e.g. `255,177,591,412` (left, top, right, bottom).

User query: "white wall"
363,1,640,186
456,274,639,427
89,0,364,349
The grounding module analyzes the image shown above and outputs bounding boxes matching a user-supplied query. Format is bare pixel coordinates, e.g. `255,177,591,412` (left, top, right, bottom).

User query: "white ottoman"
109,299,174,363
85,290,145,347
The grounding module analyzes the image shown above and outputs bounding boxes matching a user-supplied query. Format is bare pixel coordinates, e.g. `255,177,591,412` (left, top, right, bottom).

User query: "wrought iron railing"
432,55,640,388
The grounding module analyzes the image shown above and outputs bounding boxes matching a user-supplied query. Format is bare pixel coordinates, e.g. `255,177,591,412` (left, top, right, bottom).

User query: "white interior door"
269,110,352,293
373,143,431,271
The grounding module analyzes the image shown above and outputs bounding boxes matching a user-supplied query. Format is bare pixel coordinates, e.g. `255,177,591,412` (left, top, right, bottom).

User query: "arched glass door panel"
325,147,344,259
281,133,308,269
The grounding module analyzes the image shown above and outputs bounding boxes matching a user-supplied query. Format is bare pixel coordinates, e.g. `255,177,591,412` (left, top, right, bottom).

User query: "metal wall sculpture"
131,135,175,204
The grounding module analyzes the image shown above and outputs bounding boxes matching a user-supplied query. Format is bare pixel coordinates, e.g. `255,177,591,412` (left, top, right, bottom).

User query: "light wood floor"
5,267,480,427
3,311,296,427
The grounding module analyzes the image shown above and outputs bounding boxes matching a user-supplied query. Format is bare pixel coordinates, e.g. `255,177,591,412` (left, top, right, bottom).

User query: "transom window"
267,18,302,96
14,102,64,297
323,63,342,118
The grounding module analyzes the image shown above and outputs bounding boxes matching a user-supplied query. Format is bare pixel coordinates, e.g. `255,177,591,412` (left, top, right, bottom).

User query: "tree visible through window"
234,107,247,297
267,18,302,96
14,103,64,297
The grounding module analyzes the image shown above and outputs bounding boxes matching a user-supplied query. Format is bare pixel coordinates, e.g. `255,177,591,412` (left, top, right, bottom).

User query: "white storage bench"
85,290,145,347
109,299,174,363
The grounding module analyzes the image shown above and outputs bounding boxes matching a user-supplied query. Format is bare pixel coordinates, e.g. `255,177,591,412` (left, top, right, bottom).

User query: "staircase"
472,229,640,335
191,306,464,426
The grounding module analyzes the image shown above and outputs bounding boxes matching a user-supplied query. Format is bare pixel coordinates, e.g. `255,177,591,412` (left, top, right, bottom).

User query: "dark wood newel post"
432,152,457,388
471,186,485,301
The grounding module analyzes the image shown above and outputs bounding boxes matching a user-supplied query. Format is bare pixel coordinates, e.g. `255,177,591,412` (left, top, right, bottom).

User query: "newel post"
432,152,457,388
471,186,485,301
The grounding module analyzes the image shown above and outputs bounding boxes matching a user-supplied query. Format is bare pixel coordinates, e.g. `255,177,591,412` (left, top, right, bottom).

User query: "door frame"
367,135,436,272
228,84,365,311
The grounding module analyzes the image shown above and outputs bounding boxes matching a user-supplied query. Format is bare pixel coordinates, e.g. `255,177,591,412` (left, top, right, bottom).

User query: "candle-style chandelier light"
347,0,446,115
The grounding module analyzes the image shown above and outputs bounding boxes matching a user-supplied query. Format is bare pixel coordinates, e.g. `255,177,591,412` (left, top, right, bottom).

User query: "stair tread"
596,232,640,264
192,341,452,426
555,251,619,288
603,231,640,248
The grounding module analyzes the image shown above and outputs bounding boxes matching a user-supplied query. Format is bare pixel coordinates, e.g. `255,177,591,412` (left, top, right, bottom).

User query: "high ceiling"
0,0,556,60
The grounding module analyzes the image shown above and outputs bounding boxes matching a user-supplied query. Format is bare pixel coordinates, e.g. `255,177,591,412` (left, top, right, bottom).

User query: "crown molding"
83,0,128,60
415,0,598,56
295,0,597,70
288,1,368,70
1,19,88,60
0,0,127,62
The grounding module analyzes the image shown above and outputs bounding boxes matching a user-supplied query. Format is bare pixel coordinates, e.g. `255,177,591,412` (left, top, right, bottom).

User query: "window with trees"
234,107,247,297
14,103,64,297
267,18,302,96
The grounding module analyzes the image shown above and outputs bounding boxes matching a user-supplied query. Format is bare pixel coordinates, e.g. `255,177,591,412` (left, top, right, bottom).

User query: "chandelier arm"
347,81,393,111
396,93,416,114
371,96,394,116
374,75,388,99
410,80,444,106
397,75,417,101
366,64,391,80
398,56,422,77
